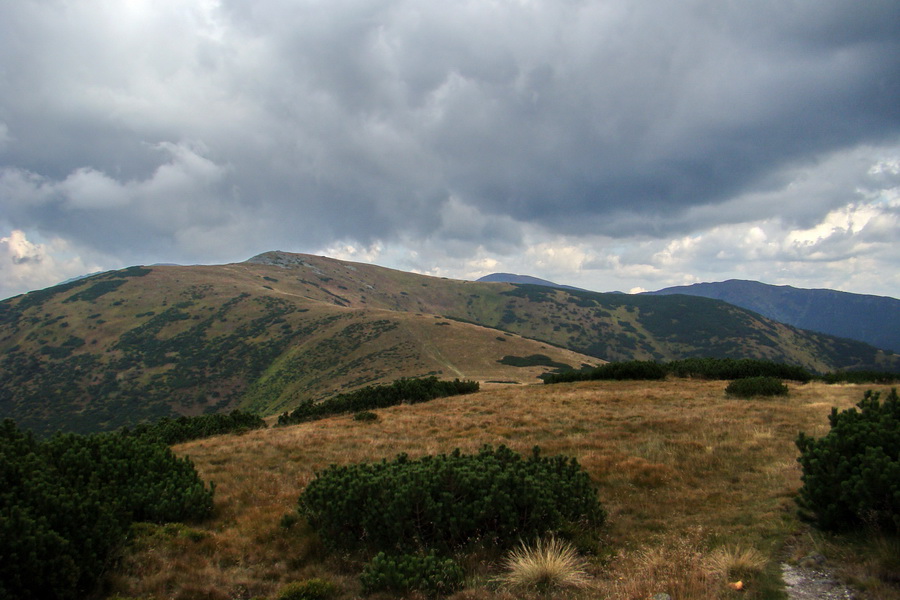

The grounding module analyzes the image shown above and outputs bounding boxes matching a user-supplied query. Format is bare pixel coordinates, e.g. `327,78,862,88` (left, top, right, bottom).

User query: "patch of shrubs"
543,357,814,384
0,419,214,600
125,409,267,445
297,445,604,554
352,410,379,422
277,376,479,426
667,357,812,382
796,388,900,533
360,551,465,597
818,370,900,385
543,360,667,383
725,376,789,398
498,354,572,370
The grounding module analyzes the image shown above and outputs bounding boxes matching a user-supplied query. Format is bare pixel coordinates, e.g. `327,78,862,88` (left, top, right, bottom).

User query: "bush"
126,410,267,445
667,358,812,382
278,377,479,426
0,419,214,600
819,370,900,385
359,551,464,597
725,376,789,398
275,578,338,600
544,360,666,384
353,411,379,422
298,445,604,553
796,388,900,533
543,358,814,385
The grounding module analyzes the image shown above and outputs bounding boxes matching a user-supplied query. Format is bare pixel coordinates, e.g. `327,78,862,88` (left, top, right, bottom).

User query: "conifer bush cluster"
543,357,813,384
359,551,465,596
277,376,479,425
0,419,214,600
543,360,666,383
125,409,267,445
298,445,604,554
666,357,812,382
796,388,900,533
819,370,900,385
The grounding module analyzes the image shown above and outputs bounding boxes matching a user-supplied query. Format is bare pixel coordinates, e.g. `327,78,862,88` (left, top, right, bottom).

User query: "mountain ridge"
2,251,897,436
643,279,900,353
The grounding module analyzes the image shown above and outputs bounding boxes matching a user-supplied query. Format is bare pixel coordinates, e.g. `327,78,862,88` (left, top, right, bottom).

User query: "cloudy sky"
2,0,899,300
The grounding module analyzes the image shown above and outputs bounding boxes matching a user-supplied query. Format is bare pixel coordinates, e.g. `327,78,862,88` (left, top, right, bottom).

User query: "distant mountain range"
643,280,900,353
2,253,898,436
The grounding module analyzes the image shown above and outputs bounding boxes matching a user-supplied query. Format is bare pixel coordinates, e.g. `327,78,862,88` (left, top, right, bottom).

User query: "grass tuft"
706,544,768,580
497,536,592,593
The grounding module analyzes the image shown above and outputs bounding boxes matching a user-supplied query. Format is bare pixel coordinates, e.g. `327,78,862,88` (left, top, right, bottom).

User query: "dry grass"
496,537,592,593
106,380,894,599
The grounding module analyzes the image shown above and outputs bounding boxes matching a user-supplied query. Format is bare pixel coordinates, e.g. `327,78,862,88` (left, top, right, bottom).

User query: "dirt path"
781,561,857,600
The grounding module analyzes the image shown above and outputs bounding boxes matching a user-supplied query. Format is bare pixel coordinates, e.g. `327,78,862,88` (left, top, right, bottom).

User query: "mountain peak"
476,273,585,291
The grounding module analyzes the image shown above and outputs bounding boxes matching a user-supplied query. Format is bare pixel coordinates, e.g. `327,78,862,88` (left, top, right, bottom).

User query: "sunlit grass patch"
496,536,592,593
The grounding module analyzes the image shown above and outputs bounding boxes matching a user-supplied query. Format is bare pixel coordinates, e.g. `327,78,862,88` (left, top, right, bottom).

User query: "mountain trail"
781,560,857,600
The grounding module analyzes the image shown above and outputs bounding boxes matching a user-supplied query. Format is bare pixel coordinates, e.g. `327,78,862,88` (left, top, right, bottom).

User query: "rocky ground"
781,555,857,600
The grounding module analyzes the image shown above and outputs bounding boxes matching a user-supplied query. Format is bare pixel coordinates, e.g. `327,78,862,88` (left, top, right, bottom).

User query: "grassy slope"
0,260,599,435
1,251,897,436
107,380,899,600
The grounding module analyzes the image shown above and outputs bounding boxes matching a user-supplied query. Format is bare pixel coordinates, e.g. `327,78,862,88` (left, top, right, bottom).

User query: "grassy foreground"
107,380,898,599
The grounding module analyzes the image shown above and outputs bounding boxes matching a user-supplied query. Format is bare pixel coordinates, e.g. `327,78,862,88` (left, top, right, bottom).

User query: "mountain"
2,251,897,436
476,273,585,291
643,279,900,353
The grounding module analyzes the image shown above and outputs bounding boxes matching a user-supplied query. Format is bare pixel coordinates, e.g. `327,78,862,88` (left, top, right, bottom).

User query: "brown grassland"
107,380,900,600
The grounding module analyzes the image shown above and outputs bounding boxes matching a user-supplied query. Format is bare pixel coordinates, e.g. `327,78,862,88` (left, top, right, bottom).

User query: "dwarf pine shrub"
278,377,479,425
298,445,604,553
0,419,214,600
359,551,464,597
725,376,788,398
796,388,900,533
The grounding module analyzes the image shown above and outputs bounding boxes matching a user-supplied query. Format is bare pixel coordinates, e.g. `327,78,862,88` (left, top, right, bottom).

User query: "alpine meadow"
1,252,899,600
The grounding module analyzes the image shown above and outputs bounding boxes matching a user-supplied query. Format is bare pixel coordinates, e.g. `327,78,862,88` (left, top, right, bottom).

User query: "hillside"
1,251,897,436
645,279,900,353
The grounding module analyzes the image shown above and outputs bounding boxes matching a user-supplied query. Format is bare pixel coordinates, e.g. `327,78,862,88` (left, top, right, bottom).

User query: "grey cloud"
0,0,898,272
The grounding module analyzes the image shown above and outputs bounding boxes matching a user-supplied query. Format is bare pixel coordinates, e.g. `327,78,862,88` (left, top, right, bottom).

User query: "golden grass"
106,380,894,599
497,537,592,593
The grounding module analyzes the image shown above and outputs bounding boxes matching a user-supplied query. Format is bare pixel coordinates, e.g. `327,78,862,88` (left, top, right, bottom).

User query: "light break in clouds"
1,0,899,300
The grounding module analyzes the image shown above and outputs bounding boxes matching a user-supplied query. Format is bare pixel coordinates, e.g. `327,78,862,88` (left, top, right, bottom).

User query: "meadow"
107,379,899,600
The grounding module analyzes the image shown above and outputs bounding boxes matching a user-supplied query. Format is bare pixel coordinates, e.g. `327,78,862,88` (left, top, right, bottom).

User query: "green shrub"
298,445,604,553
667,357,812,382
353,411,379,422
125,410,267,445
359,551,464,597
0,419,214,600
725,376,789,398
819,370,900,385
544,358,814,385
544,360,666,384
278,377,479,426
275,578,338,600
796,388,900,533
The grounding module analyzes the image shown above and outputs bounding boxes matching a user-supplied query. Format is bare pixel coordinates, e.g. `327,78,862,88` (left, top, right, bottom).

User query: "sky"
1,0,899,301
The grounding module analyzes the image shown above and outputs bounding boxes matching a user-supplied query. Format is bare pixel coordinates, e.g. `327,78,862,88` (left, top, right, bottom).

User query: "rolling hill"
1,251,897,436
644,279,900,353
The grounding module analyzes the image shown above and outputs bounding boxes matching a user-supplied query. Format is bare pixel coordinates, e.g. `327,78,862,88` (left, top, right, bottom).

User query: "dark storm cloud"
0,0,898,282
